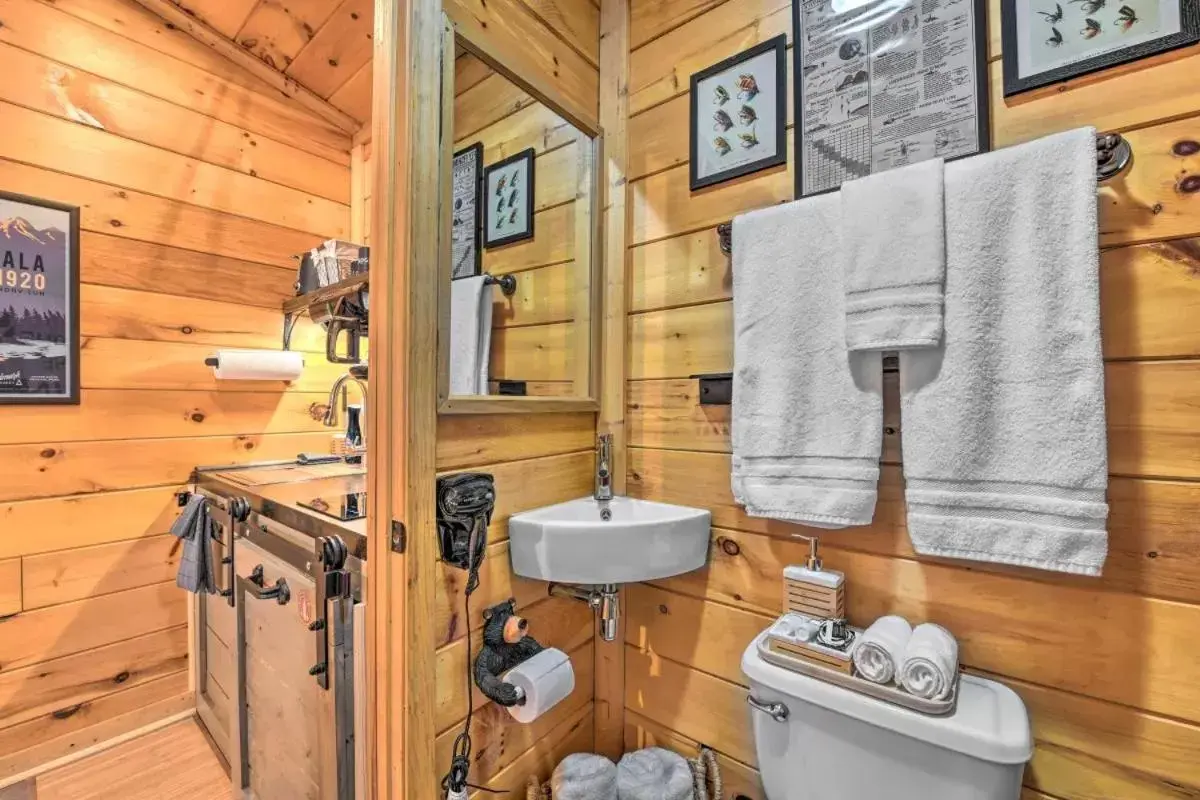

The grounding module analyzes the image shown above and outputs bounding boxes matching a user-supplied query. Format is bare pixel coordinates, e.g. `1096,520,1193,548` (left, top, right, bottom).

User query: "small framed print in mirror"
451,142,484,279
484,149,536,248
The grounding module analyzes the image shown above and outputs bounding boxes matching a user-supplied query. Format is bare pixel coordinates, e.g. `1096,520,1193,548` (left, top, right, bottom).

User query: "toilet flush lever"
747,695,789,723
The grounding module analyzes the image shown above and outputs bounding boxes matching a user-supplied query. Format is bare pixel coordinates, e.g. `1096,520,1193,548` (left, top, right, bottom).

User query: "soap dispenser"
782,535,845,620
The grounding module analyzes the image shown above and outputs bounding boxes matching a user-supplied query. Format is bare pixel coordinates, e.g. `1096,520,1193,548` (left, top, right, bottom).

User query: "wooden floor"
5,720,232,800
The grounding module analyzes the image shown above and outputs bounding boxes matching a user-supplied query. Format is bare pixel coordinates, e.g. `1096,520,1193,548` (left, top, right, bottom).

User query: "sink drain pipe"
548,583,620,642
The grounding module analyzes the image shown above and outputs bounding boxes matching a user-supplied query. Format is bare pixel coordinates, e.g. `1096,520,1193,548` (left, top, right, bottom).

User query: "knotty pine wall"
0,0,352,779
619,0,1200,797
425,39,603,800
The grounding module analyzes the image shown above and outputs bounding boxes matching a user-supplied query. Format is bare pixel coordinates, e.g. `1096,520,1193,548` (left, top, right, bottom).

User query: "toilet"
742,634,1032,800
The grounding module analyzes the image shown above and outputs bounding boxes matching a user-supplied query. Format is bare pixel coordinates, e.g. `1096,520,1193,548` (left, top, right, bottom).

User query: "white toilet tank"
742,634,1032,800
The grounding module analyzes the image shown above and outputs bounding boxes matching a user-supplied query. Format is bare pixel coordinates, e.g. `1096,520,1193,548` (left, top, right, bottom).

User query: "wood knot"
1151,202,1164,215
1147,550,1159,559
241,37,259,48
1179,175,1200,194
719,538,741,556
40,447,57,458
180,325,193,335
328,58,339,67
53,704,83,720
1173,140,1200,157
657,604,669,615
350,11,359,19
190,411,206,423
884,426,897,436
113,671,130,684
109,219,123,227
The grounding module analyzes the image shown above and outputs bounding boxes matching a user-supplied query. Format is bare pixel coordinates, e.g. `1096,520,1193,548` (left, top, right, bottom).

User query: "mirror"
437,21,602,413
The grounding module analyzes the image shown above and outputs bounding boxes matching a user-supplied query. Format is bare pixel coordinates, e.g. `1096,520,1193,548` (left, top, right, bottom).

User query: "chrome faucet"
595,433,613,502
324,374,368,445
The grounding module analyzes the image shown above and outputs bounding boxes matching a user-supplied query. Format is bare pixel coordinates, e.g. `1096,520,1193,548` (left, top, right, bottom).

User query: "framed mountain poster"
0,191,80,405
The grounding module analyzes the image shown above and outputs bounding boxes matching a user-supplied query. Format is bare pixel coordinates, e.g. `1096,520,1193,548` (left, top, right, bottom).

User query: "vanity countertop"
194,460,369,560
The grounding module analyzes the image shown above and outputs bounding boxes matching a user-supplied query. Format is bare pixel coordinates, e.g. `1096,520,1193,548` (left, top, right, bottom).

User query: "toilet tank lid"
743,634,1033,765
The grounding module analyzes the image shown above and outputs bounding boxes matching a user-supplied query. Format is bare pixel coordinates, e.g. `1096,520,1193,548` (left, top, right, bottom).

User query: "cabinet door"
235,539,333,800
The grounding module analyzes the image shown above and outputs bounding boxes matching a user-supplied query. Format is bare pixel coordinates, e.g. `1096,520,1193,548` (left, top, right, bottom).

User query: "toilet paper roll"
208,350,304,381
502,647,575,723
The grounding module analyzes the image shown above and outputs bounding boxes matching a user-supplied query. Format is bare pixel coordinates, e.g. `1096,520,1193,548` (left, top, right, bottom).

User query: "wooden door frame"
366,0,441,798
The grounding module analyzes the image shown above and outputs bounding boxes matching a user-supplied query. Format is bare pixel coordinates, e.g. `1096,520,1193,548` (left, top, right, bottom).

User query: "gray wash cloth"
900,127,1109,575
552,753,617,800
170,494,217,594
617,748,693,800
841,157,945,351
732,196,884,527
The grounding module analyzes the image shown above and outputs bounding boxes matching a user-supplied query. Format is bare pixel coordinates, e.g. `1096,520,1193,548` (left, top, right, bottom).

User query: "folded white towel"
898,623,958,701
900,127,1109,575
616,748,693,800
731,197,884,527
553,753,618,800
841,158,945,351
449,276,493,395
852,615,912,685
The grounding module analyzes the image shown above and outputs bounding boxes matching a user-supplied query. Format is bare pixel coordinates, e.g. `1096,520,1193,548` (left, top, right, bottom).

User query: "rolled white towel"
617,747,694,800
852,615,912,685
899,623,959,700
552,753,618,800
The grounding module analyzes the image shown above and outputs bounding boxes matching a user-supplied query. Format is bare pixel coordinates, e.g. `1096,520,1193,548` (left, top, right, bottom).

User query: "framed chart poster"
451,142,484,279
0,191,80,405
792,0,991,197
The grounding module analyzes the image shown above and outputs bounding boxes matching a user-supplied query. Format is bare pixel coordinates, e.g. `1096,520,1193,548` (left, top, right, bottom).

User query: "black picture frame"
483,148,536,248
792,0,991,198
451,142,484,279
689,35,789,192
0,190,80,406
1001,0,1200,95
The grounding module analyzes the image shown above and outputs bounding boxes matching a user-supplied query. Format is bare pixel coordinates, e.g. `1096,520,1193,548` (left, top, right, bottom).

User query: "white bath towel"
731,197,884,527
898,623,959,701
841,158,945,351
449,276,493,395
617,748,694,800
852,615,912,685
900,127,1109,575
552,753,618,800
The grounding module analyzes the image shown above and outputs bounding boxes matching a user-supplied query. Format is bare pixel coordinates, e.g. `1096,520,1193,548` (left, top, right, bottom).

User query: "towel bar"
716,132,1134,256
484,273,518,296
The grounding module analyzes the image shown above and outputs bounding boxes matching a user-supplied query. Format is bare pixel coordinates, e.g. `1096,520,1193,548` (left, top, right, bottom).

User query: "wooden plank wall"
0,0,352,779
619,0,1200,796
433,415,598,796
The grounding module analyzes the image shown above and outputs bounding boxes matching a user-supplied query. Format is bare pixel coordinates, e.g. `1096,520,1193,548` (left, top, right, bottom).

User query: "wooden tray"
756,634,959,717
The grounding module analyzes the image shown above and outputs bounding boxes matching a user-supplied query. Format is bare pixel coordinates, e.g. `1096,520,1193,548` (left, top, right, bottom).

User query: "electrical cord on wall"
440,516,502,800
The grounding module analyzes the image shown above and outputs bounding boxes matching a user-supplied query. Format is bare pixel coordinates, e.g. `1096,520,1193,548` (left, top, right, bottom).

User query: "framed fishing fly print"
792,0,990,198
1001,0,1200,95
0,191,80,406
484,149,536,248
689,35,788,191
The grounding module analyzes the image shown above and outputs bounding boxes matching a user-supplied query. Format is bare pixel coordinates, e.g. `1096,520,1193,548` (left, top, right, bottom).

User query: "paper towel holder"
205,354,305,371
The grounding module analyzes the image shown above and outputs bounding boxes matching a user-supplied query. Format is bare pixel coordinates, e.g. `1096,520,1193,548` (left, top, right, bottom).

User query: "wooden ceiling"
165,0,601,130
171,0,374,123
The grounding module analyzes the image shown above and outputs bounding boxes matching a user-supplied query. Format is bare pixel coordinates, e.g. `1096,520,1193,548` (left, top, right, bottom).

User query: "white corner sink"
508,496,711,584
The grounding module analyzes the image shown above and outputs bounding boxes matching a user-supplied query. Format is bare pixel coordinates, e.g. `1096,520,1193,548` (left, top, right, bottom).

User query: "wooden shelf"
283,273,369,315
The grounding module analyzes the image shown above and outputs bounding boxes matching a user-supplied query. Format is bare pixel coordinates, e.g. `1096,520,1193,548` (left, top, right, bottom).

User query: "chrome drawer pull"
747,695,789,723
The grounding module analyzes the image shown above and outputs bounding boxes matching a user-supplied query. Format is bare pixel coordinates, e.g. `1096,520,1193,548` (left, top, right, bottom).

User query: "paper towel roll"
208,350,304,381
502,647,575,723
